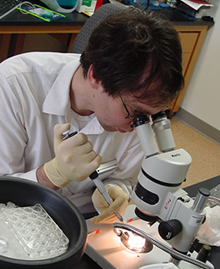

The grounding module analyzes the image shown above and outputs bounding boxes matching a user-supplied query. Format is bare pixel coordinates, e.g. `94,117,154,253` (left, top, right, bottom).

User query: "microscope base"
86,206,214,269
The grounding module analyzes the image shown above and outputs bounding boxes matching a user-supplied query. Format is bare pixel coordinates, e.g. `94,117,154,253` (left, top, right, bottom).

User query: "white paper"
180,0,213,10
197,206,220,246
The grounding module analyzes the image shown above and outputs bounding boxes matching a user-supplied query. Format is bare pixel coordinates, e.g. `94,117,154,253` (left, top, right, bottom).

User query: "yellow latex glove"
91,185,128,224
44,123,102,188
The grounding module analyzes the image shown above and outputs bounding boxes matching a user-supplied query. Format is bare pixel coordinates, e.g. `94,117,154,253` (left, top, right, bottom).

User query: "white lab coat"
0,52,144,213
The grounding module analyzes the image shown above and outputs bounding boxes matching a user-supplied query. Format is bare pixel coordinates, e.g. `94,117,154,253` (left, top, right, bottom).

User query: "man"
0,6,183,223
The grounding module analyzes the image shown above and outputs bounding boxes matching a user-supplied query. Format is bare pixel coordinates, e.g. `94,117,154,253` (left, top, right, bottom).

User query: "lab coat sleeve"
0,74,39,182
8,169,38,182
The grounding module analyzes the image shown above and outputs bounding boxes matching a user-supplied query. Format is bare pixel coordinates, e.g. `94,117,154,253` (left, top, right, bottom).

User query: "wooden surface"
169,25,209,113
0,24,83,61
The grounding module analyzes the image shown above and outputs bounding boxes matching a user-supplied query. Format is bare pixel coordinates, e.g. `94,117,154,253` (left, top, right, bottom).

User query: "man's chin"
116,127,128,133
102,125,133,133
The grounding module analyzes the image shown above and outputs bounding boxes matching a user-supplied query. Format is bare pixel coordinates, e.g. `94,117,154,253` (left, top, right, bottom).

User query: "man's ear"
87,65,102,89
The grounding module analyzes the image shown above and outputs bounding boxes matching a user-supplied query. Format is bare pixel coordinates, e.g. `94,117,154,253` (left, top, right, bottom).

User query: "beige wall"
180,0,220,131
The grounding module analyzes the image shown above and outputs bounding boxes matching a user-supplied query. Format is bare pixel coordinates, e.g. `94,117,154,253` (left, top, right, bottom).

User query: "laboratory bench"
0,3,217,268
0,1,214,113
75,175,220,269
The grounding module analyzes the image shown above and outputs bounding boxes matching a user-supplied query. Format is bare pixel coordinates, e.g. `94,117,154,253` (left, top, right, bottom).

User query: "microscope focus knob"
158,219,182,240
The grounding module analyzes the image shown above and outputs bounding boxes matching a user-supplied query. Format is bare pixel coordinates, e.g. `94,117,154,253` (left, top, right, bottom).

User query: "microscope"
114,112,212,269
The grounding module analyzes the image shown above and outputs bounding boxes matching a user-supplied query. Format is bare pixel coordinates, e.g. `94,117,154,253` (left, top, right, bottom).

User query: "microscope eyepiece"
151,111,167,122
131,114,150,128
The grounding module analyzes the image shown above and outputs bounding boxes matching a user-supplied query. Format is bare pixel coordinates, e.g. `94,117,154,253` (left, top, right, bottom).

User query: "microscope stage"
86,205,214,269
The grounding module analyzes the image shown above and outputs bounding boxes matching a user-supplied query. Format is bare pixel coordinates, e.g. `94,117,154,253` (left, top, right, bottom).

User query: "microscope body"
131,113,208,253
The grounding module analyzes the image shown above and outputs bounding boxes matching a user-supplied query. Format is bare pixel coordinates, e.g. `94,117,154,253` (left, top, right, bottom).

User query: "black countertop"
0,0,87,26
0,11,87,26
152,6,214,26
0,1,214,27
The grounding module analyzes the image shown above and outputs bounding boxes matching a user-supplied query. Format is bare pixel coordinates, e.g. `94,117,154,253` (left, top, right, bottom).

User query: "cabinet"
169,25,210,113
0,21,211,114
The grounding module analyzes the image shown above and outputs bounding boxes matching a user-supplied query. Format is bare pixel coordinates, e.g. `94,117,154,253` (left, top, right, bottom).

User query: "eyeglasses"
118,92,147,119
118,92,168,120
118,92,133,119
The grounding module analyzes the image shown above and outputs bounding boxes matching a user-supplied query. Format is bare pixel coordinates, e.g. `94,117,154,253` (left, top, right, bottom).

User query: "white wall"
180,0,220,131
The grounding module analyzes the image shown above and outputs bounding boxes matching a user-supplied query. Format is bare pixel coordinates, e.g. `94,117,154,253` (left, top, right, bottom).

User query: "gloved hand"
44,123,102,188
91,185,128,224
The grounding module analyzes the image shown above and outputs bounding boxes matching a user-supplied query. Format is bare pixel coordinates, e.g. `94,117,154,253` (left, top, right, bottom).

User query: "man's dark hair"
80,7,184,106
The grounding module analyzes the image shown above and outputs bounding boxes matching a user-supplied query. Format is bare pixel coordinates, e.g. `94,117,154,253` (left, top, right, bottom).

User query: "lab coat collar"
80,117,104,135
42,56,105,135
42,57,80,116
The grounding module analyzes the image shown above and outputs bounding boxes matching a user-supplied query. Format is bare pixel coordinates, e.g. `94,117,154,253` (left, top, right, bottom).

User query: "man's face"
94,90,166,133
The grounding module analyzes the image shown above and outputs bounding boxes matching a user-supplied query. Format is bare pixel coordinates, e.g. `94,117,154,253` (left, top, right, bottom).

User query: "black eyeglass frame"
118,92,136,119
118,91,148,119
118,92,169,120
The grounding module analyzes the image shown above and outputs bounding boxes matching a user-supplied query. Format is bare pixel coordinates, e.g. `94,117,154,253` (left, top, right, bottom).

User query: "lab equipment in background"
0,203,69,260
174,0,214,20
0,176,87,268
76,0,97,14
39,0,78,13
17,3,65,22
196,244,212,263
0,0,21,20
125,0,169,10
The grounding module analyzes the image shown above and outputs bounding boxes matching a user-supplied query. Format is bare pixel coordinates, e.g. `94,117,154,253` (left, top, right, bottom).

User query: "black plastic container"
0,176,87,268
